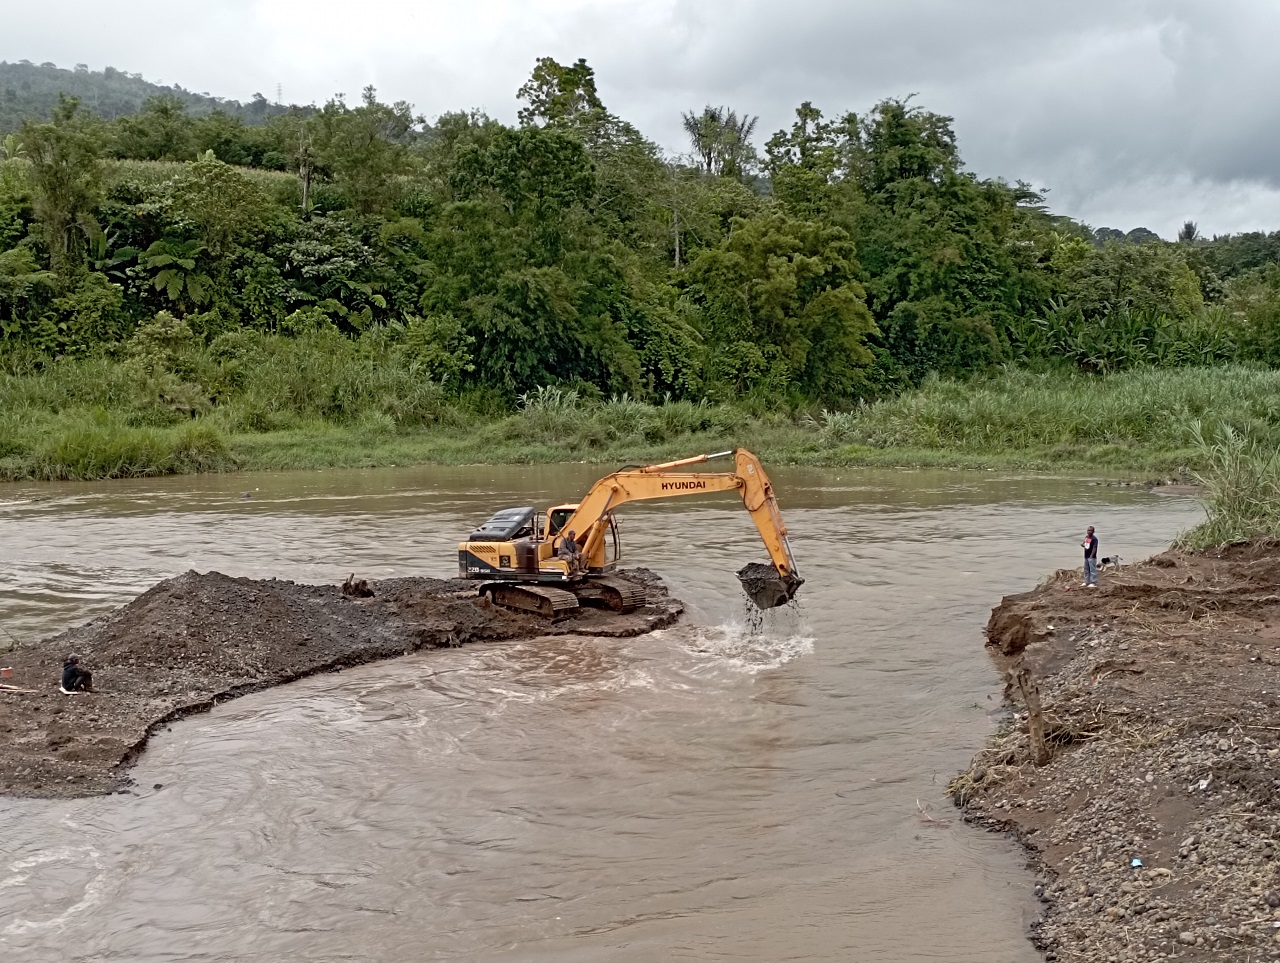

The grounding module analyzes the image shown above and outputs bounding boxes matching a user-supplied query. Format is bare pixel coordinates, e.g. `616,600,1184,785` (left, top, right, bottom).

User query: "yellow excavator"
457,448,802,617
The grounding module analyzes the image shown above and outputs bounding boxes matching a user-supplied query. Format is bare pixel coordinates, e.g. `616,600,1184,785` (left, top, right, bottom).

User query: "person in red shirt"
1081,526,1099,588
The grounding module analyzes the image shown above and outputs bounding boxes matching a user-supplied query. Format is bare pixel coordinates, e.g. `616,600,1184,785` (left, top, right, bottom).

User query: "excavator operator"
556,529,585,573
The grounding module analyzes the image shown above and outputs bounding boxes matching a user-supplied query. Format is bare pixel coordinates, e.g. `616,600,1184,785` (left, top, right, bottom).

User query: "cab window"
548,508,573,536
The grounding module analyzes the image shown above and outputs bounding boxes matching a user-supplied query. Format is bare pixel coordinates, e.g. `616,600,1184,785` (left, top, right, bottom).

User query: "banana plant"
88,232,139,284
0,134,25,161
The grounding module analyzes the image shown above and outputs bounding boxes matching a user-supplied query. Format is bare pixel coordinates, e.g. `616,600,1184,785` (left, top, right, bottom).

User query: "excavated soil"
0,570,681,799
953,541,1280,962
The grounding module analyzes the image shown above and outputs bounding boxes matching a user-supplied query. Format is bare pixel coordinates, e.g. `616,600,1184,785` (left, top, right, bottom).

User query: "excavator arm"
557,449,802,607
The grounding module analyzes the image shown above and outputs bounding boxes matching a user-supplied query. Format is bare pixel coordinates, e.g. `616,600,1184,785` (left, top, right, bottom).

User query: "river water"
0,465,1204,962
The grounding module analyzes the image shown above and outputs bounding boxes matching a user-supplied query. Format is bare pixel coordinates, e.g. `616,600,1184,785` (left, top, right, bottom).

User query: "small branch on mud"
916,799,951,827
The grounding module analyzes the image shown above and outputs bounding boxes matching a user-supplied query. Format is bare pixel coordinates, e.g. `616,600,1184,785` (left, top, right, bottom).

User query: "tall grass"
1178,423,1280,549
5,332,1280,480
0,410,233,481
1008,305,1241,373
104,159,295,197
842,365,1280,460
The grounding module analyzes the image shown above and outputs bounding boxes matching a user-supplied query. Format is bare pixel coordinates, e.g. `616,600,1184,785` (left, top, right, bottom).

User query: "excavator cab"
544,505,620,570
545,506,574,537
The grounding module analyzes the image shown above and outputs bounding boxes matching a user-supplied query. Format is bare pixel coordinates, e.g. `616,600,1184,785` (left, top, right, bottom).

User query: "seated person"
61,654,93,692
556,529,585,572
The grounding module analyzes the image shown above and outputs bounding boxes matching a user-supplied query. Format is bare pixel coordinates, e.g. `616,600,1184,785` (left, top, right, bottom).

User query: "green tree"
763,102,858,220
140,238,211,310
191,110,252,166
162,153,272,255
1065,242,1203,320
684,211,877,399
400,312,475,385
21,96,103,276
767,98,1055,381
0,246,55,338
516,57,603,127
452,125,595,262
1224,264,1280,362
312,87,413,216
112,95,196,161
421,126,644,396
53,271,128,351
274,215,388,329
0,134,26,160
0,153,31,248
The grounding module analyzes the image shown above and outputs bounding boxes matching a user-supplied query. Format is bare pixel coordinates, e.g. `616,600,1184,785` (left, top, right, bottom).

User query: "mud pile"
736,561,802,609
953,541,1280,961
0,569,681,799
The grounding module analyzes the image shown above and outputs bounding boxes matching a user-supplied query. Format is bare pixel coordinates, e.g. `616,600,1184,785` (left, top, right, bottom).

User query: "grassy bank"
4,334,1280,481
1177,423,1280,549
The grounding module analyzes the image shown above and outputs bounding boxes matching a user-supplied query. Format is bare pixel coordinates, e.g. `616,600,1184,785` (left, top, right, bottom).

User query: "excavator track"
576,576,650,613
481,583,580,618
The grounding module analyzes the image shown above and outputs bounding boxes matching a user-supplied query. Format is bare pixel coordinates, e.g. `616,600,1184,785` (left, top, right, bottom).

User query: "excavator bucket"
737,562,803,610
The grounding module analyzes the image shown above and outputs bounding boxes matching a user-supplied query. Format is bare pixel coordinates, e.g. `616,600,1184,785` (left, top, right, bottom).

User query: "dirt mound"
0,569,681,799
956,541,1280,961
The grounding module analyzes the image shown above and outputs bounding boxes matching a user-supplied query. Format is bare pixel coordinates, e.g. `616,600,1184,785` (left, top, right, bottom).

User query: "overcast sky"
7,0,1278,237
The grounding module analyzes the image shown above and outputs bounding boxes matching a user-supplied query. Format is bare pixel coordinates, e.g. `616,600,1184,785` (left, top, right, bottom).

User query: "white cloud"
4,0,1278,235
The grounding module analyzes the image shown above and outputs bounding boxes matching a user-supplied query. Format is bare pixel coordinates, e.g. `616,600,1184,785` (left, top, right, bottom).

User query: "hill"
0,60,295,131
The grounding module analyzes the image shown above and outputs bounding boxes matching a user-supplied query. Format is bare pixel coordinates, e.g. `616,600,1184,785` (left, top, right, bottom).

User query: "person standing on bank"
1081,526,1099,588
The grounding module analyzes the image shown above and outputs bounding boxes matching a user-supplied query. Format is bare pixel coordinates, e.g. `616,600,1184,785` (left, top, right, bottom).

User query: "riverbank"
951,541,1280,961
6,359,1279,481
0,569,681,799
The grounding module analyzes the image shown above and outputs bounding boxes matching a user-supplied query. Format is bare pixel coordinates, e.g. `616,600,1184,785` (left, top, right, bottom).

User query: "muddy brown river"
0,465,1204,961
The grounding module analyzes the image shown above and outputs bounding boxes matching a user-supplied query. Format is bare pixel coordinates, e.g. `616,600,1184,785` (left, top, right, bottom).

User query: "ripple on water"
1,846,108,937
0,465,1206,962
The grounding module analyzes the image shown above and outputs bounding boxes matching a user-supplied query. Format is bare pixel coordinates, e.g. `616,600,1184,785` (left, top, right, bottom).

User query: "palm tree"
1177,220,1200,244
681,106,722,173
717,109,758,180
680,105,759,180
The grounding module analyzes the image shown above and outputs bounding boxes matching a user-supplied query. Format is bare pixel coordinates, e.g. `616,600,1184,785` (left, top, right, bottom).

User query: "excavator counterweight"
457,448,802,616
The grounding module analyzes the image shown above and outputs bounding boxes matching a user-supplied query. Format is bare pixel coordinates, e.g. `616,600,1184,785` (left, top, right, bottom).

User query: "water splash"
681,614,814,676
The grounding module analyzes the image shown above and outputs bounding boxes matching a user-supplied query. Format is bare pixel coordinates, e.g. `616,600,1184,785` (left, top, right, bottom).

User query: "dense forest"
3,56,1280,418
0,61,293,129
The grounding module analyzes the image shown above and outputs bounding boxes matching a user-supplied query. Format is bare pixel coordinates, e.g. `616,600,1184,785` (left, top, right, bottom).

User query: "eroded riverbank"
0,569,680,798
953,541,1280,961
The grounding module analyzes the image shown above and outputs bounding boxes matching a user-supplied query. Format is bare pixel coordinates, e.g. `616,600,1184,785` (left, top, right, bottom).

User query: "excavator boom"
561,449,802,608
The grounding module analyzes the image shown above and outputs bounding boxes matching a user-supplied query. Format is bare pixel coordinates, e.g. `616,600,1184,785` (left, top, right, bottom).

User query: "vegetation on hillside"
0,60,293,129
3,58,1280,483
